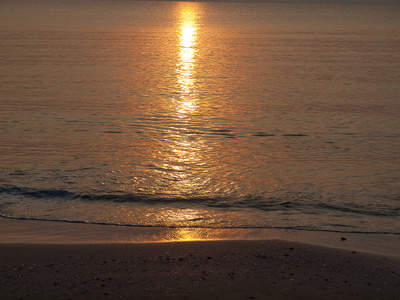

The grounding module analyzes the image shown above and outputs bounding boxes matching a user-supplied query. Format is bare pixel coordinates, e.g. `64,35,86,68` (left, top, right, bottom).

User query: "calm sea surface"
0,0,399,234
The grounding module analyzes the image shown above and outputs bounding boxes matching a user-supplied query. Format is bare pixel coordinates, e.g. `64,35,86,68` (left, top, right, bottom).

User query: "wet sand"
1,240,399,299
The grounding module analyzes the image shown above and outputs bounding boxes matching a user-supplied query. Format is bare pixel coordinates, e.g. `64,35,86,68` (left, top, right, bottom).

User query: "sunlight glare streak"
177,4,198,115
151,3,210,204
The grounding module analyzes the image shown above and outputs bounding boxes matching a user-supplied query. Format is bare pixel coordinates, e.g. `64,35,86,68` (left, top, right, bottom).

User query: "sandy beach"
1,241,399,299
1,0,400,299
1,219,399,299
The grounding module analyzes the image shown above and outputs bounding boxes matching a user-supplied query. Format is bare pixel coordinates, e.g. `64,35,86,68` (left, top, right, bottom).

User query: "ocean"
0,0,399,235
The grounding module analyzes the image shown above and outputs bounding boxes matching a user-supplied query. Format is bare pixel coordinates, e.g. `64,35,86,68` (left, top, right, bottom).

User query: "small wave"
253,132,275,137
0,187,77,199
316,203,399,217
1,186,399,218
0,214,399,235
282,134,308,137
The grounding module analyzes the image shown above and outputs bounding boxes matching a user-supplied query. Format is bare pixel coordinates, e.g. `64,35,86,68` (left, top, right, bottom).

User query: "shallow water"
0,0,399,233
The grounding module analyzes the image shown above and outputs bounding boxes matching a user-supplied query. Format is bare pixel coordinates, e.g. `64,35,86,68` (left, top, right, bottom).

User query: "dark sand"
1,240,399,299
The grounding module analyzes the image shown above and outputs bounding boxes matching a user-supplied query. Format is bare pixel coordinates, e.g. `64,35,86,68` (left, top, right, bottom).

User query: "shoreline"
1,218,399,257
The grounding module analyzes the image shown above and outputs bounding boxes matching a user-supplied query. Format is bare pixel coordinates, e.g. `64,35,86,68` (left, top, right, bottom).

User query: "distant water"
0,0,399,234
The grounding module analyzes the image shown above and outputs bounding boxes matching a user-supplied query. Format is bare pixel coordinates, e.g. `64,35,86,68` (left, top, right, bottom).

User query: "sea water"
0,0,399,234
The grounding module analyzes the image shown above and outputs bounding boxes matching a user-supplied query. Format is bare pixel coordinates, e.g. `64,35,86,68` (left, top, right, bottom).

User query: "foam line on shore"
1,214,399,235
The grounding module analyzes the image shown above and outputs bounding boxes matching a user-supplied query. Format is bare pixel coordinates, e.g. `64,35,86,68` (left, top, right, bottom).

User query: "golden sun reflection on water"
176,3,199,115
153,3,209,199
